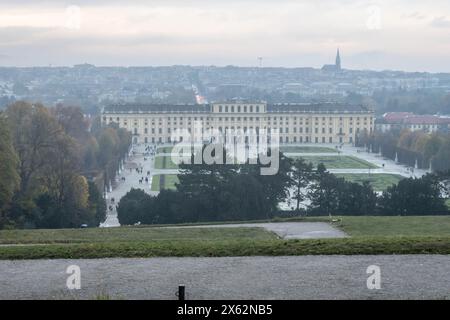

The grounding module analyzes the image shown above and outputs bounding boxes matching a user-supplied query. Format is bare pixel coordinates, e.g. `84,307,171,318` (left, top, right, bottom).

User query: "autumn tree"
0,114,20,226
6,102,62,198
3,102,110,228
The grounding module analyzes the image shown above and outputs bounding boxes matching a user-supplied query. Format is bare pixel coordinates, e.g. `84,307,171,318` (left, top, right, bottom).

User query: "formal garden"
279,146,338,153
151,174,179,191
335,173,404,191
290,155,378,169
154,156,180,169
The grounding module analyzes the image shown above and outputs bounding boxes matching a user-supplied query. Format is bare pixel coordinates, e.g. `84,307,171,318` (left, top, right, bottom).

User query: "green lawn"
1,236,450,260
150,175,160,191
335,173,404,191
151,174,179,191
156,146,173,154
154,156,180,169
280,146,338,153
2,216,450,259
0,226,276,245
4,216,450,244
330,216,450,237
291,155,378,169
156,146,194,155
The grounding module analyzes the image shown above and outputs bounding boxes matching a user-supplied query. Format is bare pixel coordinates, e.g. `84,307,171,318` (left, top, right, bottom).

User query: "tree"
144,145,294,223
221,174,267,221
337,181,377,216
37,133,89,228
87,181,107,226
52,105,89,142
83,137,99,170
117,188,150,225
432,140,450,172
0,114,20,226
247,151,293,217
6,102,62,198
308,163,377,216
291,158,313,212
1,102,131,229
177,144,238,221
378,174,449,216
96,127,119,168
309,166,341,217
95,125,131,185
148,189,185,224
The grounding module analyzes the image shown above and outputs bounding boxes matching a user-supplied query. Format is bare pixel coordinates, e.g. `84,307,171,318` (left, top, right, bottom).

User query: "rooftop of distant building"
103,102,372,114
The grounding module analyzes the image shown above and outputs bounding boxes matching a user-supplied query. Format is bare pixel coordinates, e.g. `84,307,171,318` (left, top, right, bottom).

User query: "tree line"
0,101,131,229
358,129,450,172
117,145,450,225
345,90,450,116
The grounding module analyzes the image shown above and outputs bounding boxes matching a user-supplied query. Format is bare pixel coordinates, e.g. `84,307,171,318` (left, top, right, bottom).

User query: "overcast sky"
0,0,450,72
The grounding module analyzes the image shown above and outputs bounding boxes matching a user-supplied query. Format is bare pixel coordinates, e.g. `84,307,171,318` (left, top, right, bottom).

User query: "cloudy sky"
0,0,450,72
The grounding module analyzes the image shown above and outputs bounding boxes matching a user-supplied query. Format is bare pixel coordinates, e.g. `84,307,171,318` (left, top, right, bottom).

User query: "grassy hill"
1,216,450,259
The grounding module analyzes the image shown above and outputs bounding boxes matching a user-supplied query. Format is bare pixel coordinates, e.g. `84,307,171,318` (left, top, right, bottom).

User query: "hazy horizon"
1,0,450,72
1,63,448,75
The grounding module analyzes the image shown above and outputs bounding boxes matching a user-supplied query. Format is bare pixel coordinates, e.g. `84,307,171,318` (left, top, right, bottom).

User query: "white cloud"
430,16,450,28
0,0,448,71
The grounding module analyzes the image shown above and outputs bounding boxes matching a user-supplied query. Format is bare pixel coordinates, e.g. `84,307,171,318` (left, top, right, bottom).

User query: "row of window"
134,125,371,134
409,124,438,129
120,121,370,130
217,105,262,113
104,115,373,122
138,135,352,144
135,127,370,135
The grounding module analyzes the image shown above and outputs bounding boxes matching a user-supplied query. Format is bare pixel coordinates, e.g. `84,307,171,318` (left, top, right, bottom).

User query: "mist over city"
1,0,450,71
0,0,450,308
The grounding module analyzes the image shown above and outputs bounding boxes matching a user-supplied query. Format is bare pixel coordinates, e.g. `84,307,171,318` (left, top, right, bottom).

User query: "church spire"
335,48,341,70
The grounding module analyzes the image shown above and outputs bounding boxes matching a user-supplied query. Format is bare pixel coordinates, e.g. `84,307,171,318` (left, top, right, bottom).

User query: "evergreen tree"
291,158,313,212
379,174,449,216
309,165,340,216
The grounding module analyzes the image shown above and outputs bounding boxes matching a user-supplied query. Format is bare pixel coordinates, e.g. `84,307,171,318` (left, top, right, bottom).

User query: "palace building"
102,102,374,145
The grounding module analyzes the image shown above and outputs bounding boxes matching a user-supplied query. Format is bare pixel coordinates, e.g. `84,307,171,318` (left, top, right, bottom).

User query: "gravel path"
1,255,450,300
165,222,348,239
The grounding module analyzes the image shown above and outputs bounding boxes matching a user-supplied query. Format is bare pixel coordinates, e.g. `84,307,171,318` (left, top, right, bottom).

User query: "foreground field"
1,216,450,259
1,237,450,260
0,226,275,244
336,216,450,237
335,173,404,191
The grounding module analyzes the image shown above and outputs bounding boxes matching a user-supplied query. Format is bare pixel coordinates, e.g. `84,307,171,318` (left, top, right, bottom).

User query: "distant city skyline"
1,0,450,72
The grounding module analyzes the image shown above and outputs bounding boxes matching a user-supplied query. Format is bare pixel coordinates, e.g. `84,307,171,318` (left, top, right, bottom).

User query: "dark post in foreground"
178,285,185,301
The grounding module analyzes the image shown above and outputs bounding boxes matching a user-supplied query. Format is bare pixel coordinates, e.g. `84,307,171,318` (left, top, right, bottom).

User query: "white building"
102,102,374,145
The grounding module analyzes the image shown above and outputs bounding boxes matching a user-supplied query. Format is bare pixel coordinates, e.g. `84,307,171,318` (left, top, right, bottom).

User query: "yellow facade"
102,102,374,145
